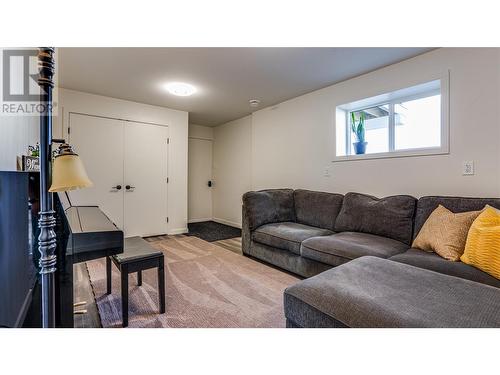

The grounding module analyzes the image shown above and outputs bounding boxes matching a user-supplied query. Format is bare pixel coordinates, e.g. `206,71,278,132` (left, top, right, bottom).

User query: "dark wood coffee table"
106,236,165,327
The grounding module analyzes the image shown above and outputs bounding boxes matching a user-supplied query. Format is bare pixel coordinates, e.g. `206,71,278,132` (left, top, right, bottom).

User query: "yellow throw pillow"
461,206,500,279
412,205,482,261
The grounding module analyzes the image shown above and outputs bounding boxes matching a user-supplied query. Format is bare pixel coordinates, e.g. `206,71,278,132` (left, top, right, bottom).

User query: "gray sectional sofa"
242,189,500,328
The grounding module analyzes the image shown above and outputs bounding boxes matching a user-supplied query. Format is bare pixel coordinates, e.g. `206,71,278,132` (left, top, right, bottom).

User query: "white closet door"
124,121,168,237
68,113,125,229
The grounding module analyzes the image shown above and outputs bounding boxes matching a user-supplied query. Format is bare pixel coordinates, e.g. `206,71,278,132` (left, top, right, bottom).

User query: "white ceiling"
58,48,432,127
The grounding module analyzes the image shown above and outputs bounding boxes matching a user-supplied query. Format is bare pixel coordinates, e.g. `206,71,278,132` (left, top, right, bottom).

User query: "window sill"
332,147,449,162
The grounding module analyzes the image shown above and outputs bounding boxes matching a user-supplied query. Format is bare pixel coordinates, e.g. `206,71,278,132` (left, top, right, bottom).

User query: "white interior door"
68,113,125,229
124,121,169,237
188,138,213,222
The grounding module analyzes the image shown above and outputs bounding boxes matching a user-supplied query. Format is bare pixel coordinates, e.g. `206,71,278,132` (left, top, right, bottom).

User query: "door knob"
125,185,135,191
208,180,213,187
112,185,122,190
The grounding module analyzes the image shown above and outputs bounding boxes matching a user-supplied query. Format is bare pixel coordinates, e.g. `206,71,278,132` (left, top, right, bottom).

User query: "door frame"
188,136,213,223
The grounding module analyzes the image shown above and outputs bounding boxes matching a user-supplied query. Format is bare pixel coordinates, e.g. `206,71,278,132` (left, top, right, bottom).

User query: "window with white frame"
335,78,448,160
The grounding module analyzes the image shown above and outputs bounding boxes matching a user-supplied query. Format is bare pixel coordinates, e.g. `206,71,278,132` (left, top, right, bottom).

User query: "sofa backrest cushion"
294,189,344,231
414,196,500,239
243,189,296,230
334,192,417,245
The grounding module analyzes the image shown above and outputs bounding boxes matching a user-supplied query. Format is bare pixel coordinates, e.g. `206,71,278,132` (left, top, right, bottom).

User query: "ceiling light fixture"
164,82,197,97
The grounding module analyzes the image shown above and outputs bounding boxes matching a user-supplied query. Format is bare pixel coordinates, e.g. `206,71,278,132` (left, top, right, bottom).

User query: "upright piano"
19,188,124,327
53,193,123,327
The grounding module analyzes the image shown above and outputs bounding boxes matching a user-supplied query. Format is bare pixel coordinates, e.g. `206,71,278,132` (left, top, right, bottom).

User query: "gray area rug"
187,221,242,242
86,235,298,328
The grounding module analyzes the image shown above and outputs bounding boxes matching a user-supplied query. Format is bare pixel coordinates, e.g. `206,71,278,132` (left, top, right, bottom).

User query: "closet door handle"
125,185,135,191
112,185,122,190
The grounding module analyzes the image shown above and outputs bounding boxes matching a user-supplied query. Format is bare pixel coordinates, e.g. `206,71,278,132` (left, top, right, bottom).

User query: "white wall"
252,48,500,197
189,123,213,140
0,115,39,170
56,88,189,235
212,48,500,226
0,48,39,170
212,116,252,227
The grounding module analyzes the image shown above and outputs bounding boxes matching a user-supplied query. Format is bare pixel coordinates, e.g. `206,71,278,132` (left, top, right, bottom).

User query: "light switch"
462,161,474,175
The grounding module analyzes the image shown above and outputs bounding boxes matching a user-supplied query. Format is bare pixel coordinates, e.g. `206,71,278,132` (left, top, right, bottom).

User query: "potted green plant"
351,112,367,154
29,143,40,157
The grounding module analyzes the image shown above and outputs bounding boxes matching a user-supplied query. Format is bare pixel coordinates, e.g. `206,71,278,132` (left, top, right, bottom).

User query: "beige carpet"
86,235,299,328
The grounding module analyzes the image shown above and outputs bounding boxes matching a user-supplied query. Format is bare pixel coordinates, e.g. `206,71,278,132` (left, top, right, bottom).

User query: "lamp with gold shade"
49,143,92,192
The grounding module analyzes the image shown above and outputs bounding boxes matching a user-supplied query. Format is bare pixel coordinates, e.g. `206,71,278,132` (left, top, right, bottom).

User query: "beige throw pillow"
412,205,482,261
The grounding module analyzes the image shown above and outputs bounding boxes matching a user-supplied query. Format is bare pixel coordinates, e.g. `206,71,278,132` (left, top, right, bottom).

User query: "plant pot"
353,141,368,155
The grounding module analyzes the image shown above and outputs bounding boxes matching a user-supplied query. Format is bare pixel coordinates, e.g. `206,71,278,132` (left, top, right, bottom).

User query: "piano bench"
106,236,166,327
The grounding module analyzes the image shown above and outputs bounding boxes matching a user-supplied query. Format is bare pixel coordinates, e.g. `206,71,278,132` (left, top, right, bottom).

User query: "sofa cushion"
334,192,416,245
243,189,296,230
414,196,500,240
293,189,344,231
412,205,482,261
390,248,500,288
245,240,332,279
301,232,409,267
252,222,333,255
461,206,500,280
284,256,500,328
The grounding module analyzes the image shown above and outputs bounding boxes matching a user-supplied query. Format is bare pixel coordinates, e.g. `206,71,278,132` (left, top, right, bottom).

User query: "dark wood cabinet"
0,171,39,327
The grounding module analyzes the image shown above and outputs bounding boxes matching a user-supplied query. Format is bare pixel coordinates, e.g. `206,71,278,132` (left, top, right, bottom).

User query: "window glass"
395,94,441,150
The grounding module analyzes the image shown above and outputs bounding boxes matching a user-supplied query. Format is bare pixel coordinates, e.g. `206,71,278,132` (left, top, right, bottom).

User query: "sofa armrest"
242,189,296,231
242,204,252,255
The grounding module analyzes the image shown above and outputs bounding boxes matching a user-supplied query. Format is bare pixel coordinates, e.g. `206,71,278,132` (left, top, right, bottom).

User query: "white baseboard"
212,217,242,229
188,217,213,223
168,227,189,235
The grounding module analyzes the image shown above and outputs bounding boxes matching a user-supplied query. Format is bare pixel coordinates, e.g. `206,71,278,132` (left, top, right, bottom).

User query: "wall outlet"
462,161,474,175
324,167,331,177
